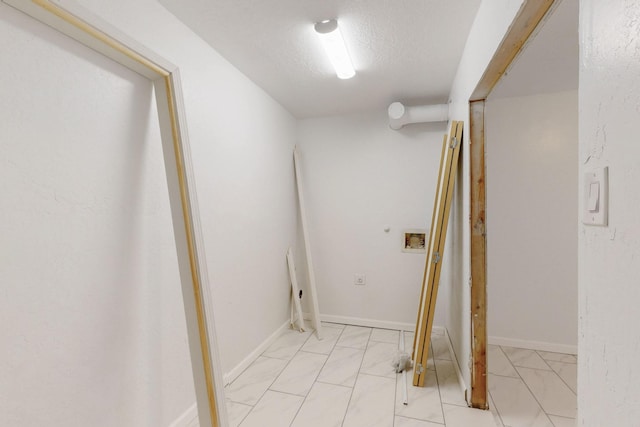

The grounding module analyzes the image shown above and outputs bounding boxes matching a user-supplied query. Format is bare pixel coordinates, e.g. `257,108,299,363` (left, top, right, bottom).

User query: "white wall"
486,90,578,352
0,0,297,425
579,0,640,425
297,111,448,328
447,0,525,391
79,0,300,377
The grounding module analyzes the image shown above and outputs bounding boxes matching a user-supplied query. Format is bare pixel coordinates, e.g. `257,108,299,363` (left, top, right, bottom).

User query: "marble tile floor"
224,323,577,427
488,344,577,427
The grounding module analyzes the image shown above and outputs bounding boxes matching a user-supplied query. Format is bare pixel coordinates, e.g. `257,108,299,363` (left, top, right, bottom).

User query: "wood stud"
468,0,556,409
469,100,488,408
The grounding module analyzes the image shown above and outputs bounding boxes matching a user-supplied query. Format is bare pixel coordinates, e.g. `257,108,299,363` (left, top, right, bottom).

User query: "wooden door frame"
468,0,557,409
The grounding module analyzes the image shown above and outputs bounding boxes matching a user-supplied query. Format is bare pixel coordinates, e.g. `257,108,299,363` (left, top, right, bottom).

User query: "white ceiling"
490,0,578,99
159,0,482,118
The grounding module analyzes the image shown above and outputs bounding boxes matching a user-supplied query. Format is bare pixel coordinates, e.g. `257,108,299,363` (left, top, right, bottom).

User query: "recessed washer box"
403,229,426,253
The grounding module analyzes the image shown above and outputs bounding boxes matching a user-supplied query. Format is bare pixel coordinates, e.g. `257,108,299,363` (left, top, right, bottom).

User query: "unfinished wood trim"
469,100,487,409
293,146,323,340
2,1,226,425
413,135,450,386
160,74,225,426
468,0,558,409
413,121,463,387
412,137,447,355
421,122,463,387
471,0,555,101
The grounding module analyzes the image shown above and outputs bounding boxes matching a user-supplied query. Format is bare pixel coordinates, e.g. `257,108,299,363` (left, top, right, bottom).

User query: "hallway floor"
223,323,577,427
488,343,577,427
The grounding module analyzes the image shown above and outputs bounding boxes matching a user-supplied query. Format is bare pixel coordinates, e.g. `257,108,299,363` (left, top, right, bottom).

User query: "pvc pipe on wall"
388,102,449,130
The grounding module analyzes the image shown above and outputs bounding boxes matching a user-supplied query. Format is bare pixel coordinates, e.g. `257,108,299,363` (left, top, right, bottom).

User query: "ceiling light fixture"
314,19,356,79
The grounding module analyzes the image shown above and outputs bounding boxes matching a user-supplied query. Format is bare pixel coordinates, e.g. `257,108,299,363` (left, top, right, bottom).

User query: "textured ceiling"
491,0,578,99
159,0,482,118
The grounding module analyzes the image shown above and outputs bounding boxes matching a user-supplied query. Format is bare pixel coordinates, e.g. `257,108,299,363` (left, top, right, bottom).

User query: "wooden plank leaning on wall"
412,121,463,387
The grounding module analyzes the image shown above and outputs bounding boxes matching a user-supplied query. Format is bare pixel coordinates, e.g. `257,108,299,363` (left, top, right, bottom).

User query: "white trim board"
293,146,323,339
286,248,305,332
444,328,469,405
489,335,577,355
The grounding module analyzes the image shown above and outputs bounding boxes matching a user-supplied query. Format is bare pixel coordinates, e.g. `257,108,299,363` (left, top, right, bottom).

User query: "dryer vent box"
403,229,426,253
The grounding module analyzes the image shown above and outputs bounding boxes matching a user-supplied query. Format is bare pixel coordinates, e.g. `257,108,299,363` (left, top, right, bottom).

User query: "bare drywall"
486,90,578,352
579,0,640,425
297,110,449,328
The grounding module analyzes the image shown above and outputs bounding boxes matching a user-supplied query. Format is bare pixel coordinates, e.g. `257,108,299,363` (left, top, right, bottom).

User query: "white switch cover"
583,167,608,226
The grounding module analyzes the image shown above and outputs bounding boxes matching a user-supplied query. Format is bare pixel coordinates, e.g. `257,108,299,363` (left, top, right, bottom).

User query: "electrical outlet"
354,274,366,285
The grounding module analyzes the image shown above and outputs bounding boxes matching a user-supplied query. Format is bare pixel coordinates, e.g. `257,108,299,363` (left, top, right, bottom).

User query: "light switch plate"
582,167,608,226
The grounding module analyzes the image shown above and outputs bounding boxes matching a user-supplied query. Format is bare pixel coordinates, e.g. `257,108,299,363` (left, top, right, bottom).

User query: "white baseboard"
301,312,445,336
319,314,418,332
174,320,293,427
431,325,445,336
443,328,470,405
489,335,577,355
168,403,198,427
223,319,292,386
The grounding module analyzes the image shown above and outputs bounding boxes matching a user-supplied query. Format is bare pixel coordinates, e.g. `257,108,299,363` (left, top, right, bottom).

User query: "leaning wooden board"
286,248,306,332
412,135,447,356
293,146,323,339
412,121,463,387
